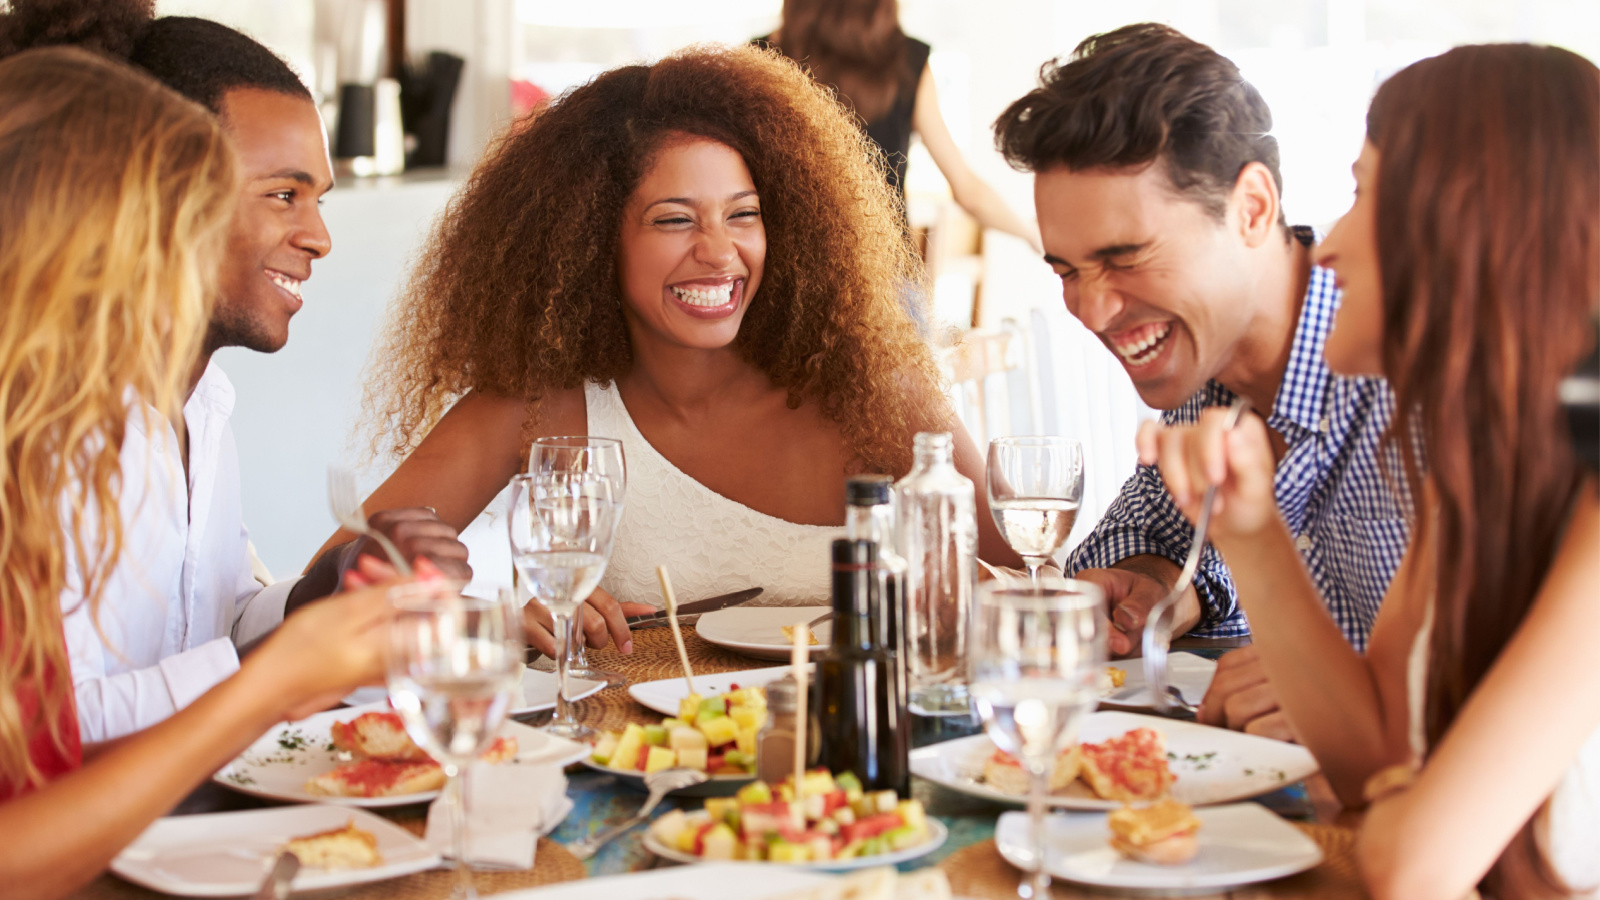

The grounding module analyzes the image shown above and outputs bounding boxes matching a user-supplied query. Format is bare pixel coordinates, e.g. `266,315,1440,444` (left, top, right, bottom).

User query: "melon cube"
701,823,738,860
590,731,620,765
676,746,708,771
647,808,687,845
669,726,708,753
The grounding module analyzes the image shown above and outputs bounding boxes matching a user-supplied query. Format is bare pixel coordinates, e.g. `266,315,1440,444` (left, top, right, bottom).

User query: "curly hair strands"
365,44,937,476
993,22,1285,228
773,0,909,123
0,47,235,792
1368,44,1599,899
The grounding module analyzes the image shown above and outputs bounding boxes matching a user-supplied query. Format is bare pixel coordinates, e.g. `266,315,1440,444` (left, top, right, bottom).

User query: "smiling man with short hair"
994,23,1410,739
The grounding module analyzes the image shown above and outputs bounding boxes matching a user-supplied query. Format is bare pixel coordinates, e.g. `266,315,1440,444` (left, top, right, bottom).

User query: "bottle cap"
764,675,799,713
845,475,894,507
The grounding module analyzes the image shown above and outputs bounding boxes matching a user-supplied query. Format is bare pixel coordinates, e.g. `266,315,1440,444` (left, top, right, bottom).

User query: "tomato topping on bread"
329,711,430,762
1078,728,1174,801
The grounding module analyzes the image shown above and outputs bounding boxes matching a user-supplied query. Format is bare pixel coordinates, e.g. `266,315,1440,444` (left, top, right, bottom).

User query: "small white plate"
695,607,833,661
994,805,1322,893
344,667,605,715
213,703,589,807
506,863,839,898
1102,653,1217,709
909,711,1318,810
111,805,439,897
628,665,809,717
643,819,948,871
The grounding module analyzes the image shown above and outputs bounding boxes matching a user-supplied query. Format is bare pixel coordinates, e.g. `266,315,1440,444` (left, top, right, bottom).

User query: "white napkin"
424,761,571,870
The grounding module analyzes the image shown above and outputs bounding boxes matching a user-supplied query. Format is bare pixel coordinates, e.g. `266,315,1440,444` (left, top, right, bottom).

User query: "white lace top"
586,381,836,608
1408,604,1600,891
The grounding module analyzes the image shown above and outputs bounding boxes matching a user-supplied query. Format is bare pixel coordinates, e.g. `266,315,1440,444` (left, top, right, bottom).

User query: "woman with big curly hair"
1141,45,1598,899
329,45,1022,654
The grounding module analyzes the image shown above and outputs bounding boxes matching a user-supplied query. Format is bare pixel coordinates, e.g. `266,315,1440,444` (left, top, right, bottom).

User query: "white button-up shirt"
61,363,298,743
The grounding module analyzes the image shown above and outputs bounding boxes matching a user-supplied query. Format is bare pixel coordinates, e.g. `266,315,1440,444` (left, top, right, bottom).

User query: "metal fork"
327,465,413,577
567,768,706,860
1144,396,1249,714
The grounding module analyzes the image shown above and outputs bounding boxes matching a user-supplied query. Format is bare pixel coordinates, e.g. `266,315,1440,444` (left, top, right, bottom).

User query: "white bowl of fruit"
585,687,766,796
643,769,947,870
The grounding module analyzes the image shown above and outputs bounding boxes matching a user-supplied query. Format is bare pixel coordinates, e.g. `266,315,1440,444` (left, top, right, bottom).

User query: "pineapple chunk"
590,731,620,765
698,714,740,747
705,797,739,825
729,705,766,732
678,692,705,723
768,840,811,863
701,823,738,860
610,724,646,771
644,746,677,773
896,799,927,832
676,746,708,771
801,770,837,796
735,726,758,757
647,808,688,845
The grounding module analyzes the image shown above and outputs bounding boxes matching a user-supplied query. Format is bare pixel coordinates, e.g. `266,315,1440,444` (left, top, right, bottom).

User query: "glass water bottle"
895,432,978,716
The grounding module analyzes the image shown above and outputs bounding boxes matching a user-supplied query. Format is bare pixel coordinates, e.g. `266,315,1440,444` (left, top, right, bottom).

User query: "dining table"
71,626,1368,900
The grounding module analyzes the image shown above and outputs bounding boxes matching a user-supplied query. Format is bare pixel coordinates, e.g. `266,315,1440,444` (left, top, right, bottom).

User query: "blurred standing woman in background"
760,0,1042,252
1140,44,1598,900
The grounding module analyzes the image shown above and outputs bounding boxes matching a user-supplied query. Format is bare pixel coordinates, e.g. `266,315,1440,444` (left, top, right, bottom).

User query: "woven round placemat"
71,830,585,899
936,822,1365,899
571,625,774,732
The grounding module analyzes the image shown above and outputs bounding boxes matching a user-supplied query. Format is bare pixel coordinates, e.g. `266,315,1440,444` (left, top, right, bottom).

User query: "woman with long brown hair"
330,45,1022,655
0,47,397,898
761,0,1041,251
1140,44,1598,898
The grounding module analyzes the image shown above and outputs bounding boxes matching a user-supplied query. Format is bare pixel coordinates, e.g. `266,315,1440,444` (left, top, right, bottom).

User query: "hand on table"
1075,558,1200,658
521,586,655,659
1198,646,1301,742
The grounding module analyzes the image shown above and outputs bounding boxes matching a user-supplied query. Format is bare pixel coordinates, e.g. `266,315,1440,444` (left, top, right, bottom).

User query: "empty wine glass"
986,437,1085,585
387,583,523,900
530,436,628,687
507,471,620,740
970,578,1106,899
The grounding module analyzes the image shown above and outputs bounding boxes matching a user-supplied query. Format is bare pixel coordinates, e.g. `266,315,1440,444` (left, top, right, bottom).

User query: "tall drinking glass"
507,471,619,740
986,437,1085,586
530,436,628,687
387,583,523,900
970,578,1106,899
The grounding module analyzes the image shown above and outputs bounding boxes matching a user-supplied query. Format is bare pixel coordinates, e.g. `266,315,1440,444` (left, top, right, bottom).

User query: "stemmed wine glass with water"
507,470,620,740
969,578,1106,899
387,583,524,900
986,437,1085,585
529,436,628,688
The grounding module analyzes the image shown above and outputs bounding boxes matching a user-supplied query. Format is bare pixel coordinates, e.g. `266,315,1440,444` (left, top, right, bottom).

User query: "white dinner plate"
581,758,755,797
111,805,439,897
628,665,810,717
909,711,1319,810
343,666,605,715
1102,653,1217,709
994,805,1322,894
643,819,948,872
213,703,589,807
695,606,833,661
500,863,840,898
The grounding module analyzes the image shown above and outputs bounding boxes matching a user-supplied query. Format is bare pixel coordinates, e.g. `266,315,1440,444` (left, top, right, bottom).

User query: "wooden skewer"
656,566,696,696
791,622,809,802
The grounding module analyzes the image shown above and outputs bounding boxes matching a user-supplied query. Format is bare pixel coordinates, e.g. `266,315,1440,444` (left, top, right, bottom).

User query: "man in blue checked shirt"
994,23,1410,741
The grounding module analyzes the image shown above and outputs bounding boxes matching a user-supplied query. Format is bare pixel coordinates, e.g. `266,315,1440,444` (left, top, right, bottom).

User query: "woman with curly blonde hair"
0,48,396,898
338,44,1020,652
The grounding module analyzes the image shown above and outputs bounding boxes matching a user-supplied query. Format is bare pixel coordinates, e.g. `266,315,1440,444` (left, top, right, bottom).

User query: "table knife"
624,587,763,626
251,850,299,900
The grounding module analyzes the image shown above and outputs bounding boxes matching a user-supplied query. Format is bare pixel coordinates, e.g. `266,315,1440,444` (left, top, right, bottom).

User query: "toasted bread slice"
1078,728,1174,801
1108,799,1201,865
305,759,445,798
981,745,1083,795
329,711,429,762
284,819,383,869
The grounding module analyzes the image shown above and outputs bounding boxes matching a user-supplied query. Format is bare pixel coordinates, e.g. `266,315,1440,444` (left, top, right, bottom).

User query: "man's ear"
1232,161,1281,248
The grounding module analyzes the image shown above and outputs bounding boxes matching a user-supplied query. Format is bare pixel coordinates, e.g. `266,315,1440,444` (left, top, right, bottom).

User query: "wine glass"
530,436,628,687
387,583,523,900
986,437,1085,585
969,578,1106,899
506,471,620,740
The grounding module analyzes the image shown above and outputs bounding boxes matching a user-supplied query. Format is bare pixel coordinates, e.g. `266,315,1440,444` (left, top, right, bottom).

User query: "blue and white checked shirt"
1067,229,1411,651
